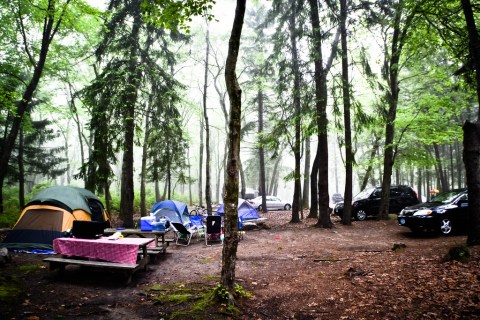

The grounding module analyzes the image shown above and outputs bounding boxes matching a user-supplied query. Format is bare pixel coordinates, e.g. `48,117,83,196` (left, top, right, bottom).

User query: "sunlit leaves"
142,0,216,32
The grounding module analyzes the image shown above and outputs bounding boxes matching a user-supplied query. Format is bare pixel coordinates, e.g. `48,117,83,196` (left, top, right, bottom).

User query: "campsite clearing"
2,212,480,319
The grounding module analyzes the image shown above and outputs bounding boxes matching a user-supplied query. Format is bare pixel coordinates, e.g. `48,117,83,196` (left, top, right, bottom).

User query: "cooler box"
151,221,166,231
140,216,156,231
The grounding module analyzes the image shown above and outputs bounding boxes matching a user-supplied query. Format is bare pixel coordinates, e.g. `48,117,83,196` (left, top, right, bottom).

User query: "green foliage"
0,187,28,227
142,0,216,33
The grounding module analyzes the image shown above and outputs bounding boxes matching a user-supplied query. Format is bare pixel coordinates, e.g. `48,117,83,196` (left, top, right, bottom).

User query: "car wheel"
439,218,453,235
284,204,292,210
354,210,367,221
257,205,263,211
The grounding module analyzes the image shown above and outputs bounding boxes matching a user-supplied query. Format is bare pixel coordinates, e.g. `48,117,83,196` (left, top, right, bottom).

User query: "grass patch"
18,264,42,272
199,257,215,264
147,282,253,319
0,275,22,303
202,275,220,282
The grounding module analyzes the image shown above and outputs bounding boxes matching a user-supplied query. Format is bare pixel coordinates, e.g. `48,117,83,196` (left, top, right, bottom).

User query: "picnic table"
103,228,169,255
44,237,154,284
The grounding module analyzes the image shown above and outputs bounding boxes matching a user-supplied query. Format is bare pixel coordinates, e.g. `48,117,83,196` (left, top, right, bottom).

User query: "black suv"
334,185,419,221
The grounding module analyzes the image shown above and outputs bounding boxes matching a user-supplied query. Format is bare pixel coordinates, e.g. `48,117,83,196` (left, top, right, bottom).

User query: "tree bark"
289,0,302,223
269,155,281,196
198,116,204,206
18,129,25,208
257,89,267,213
340,0,353,225
433,143,448,192
119,4,142,228
302,137,311,209
378,0,411,219
308,0,331,228
461,0,480,246
361,136,380,191
307,152,319,218
221,0,245,295
204,26,213,214
140,100,153,217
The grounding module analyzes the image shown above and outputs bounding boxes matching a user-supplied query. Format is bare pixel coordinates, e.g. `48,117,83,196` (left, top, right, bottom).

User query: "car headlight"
413,209,432,216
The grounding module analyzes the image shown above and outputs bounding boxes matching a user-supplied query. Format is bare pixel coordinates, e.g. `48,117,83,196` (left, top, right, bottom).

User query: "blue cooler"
140,216,156,231
152,221,166,231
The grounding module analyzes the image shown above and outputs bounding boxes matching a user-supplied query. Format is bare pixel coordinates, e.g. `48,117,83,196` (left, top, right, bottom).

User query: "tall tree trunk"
221,0,245,295
187,147,193,206
456,139,463,188
119,5,142,228
417,167,422,202
433,143,448,192
215,140,223,204
155,172,160,202
289,0,302,223
269,155,281,196
257,89,267,213
308,0,332,228
67,82,87,183
461,0,480,246
307,152,319,218
140,101,152,217
361,136,380,191
302,137,310,209
378,0,412,219
198,117,204,206
239,159,246,199
167,154,172,199
18,128,25,208
203,26,213,214
450,144,455,189
340,0,353,225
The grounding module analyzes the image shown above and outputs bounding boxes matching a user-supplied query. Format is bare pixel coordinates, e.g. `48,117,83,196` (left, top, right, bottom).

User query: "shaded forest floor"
2,212,480,319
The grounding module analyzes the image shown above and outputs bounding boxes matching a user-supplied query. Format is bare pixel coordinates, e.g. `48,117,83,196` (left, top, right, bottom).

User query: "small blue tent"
217,198,259,221
150,200,190,224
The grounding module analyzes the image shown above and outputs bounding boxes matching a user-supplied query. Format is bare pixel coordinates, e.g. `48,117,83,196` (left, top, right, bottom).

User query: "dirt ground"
2,211,480,320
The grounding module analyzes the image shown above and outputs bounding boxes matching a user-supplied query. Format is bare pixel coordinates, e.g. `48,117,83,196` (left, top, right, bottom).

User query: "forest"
2,1,480,242
4,0,480,313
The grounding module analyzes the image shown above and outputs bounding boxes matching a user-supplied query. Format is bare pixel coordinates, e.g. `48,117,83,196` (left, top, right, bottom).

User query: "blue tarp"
216,198,259,221
150,200,190,225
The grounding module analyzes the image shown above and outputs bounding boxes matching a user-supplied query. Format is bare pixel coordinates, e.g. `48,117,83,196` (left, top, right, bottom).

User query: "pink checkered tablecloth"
53,237,153,265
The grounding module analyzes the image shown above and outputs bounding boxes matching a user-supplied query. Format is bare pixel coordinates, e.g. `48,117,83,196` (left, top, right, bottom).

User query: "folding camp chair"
189,215,205,241
171,222,197,246
205,215,222,246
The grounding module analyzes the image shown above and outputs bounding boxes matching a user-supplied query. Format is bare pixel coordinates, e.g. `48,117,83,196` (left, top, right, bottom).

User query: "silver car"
249,196,292,211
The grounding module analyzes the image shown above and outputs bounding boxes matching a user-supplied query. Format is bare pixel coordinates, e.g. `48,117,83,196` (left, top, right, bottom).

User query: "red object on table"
53,237,152,265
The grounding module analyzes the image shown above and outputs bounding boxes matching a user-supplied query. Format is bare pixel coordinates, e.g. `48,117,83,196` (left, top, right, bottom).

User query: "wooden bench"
43,257,141,285
138,243,169,261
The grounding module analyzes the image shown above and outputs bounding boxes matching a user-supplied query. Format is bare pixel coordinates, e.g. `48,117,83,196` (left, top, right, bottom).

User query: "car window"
390,188,402,197
354,187,375,200
431,190,466,203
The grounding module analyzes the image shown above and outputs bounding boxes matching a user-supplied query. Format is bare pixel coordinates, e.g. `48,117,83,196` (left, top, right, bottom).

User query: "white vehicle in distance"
249,196,292,211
